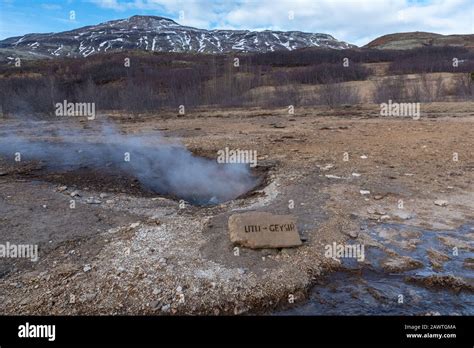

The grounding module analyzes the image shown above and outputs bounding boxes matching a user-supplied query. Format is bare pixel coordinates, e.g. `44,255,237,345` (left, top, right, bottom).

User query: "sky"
0,0,473,46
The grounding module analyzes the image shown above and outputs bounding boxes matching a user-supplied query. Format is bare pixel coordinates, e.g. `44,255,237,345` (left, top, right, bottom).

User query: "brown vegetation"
0,46,473,114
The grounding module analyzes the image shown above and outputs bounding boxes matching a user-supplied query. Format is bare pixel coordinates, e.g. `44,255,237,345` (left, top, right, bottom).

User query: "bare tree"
318,81,360,108
373,76,406,104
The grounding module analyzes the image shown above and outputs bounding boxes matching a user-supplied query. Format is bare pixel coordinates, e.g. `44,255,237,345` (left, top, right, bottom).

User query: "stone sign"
228,212,302,249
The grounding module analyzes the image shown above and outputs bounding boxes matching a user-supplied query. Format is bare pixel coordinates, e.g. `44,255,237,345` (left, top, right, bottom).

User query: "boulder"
228,212,302,249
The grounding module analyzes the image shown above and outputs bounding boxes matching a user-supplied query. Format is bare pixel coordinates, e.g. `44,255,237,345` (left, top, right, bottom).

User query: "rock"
70,191,80,197
360,155,368,159
325,174,342,179
352,173,361,177
463,258,474,270
405,275,474,292
99,193,108,199
360,190,370,195
86,197,101,204
368,207,386,215
80,293,96,302
57,186,68,192
228,212,302,249
233,304,248,315
438,236,473,251
427,249,450,271
345,229,359,238
434,200,448,207
161,304,171,313
105,200,114,204
373,194,384,200
158,257,167,265
0,172,8,176
318,164,334,171
150,300,161,309
392,211,412,220
381,255,423,273
83,264,92,273
130,222,140,229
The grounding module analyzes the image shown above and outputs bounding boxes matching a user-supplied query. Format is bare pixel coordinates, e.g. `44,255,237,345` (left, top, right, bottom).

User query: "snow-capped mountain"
0,15,355,58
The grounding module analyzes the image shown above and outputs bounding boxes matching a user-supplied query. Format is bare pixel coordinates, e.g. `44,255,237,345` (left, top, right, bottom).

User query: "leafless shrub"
409,74,445,102
318,81,360,108
451,74,474,100
283,63,370,85
373,76,407,104
265,85,300,107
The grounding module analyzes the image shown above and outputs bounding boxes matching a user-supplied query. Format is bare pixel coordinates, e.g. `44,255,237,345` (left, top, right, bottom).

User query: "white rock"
352,173,361,177
393,211,413,220
319,164,334,171
130,222,140,228
434,200,448,207
86,197,101,204
83,264,92,273
360,190,371,195
360,155,368,159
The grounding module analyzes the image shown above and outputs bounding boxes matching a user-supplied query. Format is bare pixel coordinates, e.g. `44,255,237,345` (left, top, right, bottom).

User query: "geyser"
0,125,260,205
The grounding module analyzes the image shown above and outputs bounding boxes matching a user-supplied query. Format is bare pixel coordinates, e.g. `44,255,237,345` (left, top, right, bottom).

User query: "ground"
0,102,473,314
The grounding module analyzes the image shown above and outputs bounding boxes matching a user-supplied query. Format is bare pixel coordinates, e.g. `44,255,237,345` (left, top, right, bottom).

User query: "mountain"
364,31,474,50
0,15,355,59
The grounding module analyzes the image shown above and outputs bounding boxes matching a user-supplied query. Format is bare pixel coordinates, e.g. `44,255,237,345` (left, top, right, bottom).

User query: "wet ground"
278,223,474,315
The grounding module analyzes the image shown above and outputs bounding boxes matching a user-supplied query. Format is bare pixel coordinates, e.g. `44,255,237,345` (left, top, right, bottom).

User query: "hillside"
364,31,474,50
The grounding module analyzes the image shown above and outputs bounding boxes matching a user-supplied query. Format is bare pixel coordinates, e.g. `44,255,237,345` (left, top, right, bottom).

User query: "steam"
0,122,259,205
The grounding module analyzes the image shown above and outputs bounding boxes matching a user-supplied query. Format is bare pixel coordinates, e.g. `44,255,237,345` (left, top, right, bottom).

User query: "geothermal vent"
0,127,260,206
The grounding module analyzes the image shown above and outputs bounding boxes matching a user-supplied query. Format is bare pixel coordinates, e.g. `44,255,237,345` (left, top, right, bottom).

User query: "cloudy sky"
0,0,472,46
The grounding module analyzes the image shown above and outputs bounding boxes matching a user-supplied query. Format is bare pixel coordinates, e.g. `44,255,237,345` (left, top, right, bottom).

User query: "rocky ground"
0,102,473,315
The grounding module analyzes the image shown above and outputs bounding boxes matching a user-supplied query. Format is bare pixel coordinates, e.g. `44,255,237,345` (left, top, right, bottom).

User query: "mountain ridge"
0,15,355,58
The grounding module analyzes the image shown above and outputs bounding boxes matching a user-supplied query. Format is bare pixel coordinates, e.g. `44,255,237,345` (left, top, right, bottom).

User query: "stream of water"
278,223,474,315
